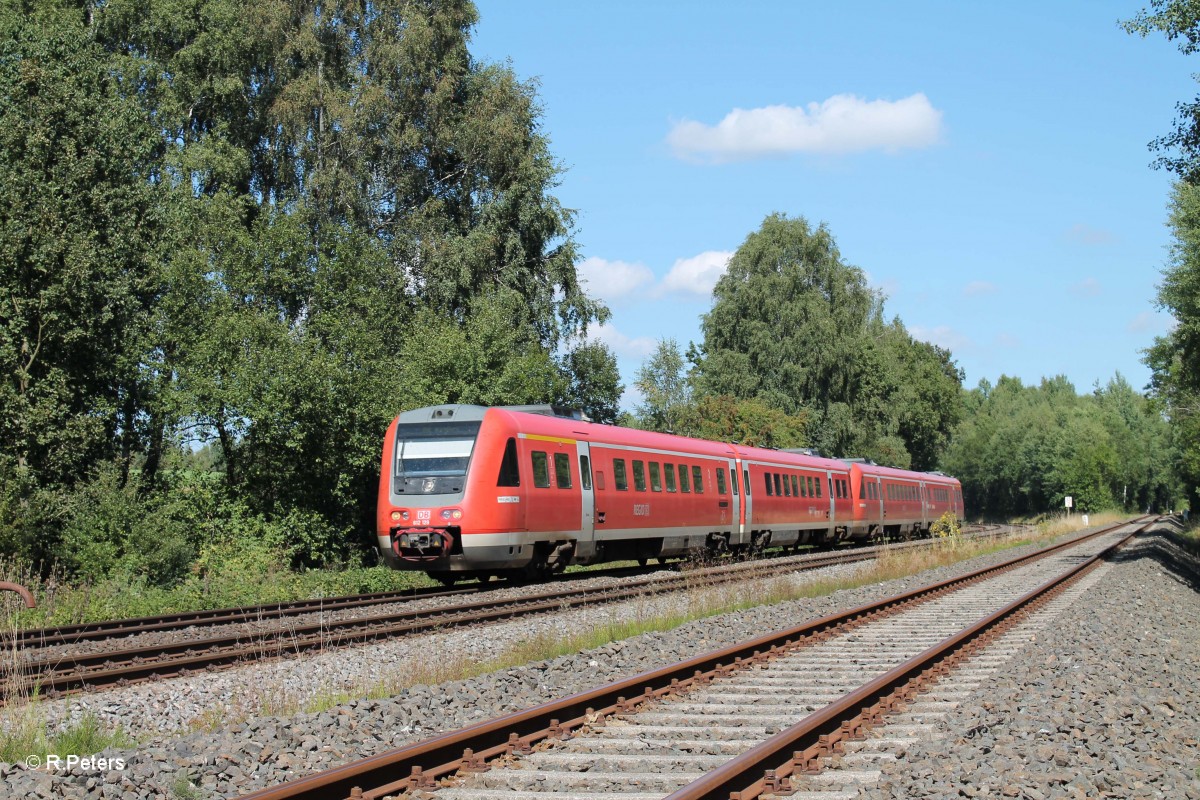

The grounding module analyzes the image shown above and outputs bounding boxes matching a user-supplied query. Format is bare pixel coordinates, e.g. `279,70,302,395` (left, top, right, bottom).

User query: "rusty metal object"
0,581,35,609
667,520,1152,800
9,525,1004,654
1,531,1001,702
235,516,1153,800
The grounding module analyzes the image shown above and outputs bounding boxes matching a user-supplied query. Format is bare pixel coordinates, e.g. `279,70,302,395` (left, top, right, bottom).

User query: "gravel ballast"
0,522,1191,799
871,527,1200,800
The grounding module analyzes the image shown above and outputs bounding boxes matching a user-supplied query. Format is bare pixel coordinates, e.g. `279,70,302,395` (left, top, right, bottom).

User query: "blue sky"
472,1,1190,408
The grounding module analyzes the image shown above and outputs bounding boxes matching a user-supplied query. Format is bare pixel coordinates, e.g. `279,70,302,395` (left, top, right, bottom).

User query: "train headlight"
390,510,402,522
441,508,463,521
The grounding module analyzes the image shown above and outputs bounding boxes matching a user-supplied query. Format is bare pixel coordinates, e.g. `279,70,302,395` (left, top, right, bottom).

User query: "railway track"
232,515,1154,800
5,525,1012,701
6,525,1002,651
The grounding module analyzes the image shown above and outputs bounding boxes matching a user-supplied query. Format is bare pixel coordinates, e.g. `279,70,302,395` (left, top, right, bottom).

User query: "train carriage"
377,404,965,582
730,446,854,548
849,462,964,540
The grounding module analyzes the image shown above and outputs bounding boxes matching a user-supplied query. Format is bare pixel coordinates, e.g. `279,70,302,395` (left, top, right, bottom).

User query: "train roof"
731,443,850,471
852,461,961,484
396,406,960,485
484,406,739,458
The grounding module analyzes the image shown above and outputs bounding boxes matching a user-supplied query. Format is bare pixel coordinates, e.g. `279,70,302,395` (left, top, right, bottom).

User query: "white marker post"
1065,495,1073,520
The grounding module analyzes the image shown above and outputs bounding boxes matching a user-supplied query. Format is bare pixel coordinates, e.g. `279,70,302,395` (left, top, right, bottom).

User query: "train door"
742,465,753,534
825,470,835,524
919,481,928,528
866,475,883,533
727,458,741,543
577,441,595,546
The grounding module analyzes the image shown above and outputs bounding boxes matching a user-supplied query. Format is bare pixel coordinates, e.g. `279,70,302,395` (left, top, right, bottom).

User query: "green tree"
0,10,163,515
693,213,962,463
634,339,691,433
1145,180,1200,510
678,395,808,449
100,0,606,558
942,374,1177,517
560,341,623,424
1124,2,1200,182
1,0,615,572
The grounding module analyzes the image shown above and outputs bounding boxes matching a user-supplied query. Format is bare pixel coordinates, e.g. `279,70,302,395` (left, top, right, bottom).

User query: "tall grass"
253,523,1067,721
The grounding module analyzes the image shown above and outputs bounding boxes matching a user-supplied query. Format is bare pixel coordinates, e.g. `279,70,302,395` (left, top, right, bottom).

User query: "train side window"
531,451,550,488
731,468,739,495
764,472,773,496
692,465,704,493
554,452,572,489
497,438,520,487
664,463,677,492
613,459,628,491
579,455,592,490
773,473,782,497
744,469,751,496
859,480,866,499
649,462,663,492
782,473,791,496
791,475,799,497
815,477,822,498
633,460,647,491
678,464,691,493
716,468,727,495
799,476,807,497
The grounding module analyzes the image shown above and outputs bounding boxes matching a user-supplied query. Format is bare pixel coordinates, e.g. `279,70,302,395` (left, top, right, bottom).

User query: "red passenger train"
376,405,964,582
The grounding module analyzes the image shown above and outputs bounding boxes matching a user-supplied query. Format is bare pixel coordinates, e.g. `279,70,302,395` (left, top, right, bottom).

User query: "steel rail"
6,526,998,650
3,544,919,699
234,516,1149,800
665,518,1153,800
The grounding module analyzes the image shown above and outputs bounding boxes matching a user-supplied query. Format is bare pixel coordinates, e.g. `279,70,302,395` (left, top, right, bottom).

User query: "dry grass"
252,522,1074,721
4,515,1137,739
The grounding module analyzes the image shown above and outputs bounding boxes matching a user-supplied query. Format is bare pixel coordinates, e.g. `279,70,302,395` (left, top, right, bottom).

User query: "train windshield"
394,421,482,480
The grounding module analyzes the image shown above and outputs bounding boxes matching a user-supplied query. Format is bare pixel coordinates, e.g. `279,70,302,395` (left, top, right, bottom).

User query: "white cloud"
1065,223,1116,246
577,257,654,303
1069,277,1101,297
963,280,997,297
1127,311,1155,333
911,325,971,352
587,322,658,360
657,250,733,298
667,93,943,163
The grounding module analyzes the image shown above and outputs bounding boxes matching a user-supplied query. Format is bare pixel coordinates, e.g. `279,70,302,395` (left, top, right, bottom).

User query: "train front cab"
377,405,565,581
